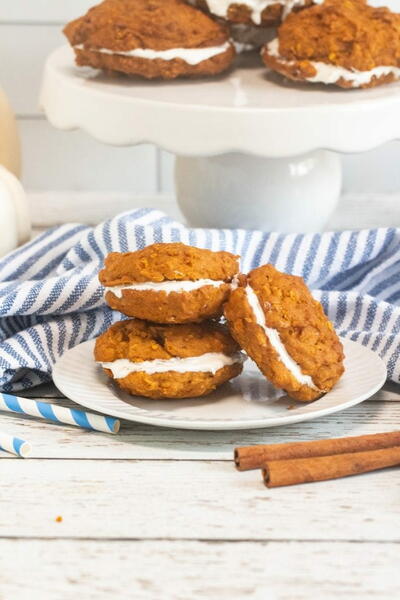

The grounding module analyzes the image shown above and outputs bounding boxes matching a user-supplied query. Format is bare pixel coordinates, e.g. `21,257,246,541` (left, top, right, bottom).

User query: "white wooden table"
2,193,400,599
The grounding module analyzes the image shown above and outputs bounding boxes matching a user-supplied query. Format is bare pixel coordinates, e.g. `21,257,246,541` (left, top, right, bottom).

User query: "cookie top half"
224,264,344,401
64,0,231,52
99,243,239,285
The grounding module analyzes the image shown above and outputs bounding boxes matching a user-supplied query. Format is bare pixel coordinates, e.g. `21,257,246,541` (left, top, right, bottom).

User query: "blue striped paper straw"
0,394,120,434
0,431,31,458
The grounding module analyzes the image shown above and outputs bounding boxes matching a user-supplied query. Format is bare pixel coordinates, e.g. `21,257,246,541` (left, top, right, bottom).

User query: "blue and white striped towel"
0,208,399,392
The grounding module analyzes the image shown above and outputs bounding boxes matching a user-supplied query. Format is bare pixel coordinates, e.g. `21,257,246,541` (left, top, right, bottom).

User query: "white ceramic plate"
53,338,387,431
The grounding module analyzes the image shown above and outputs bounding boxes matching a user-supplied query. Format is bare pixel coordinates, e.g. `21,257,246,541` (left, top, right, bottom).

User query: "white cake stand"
40,46,400,231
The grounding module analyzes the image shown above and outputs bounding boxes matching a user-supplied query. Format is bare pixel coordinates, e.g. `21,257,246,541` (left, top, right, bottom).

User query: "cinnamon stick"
262,446,400,488
235,431,400,471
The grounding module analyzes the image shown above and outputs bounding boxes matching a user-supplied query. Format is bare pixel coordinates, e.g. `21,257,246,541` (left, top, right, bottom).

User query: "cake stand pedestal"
40,47,400,232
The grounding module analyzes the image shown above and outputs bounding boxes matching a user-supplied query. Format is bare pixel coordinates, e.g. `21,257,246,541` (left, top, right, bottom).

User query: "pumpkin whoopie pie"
94,319,245,398
224,264,344,402
100,243,239,324
63,0,236,79
262,0,400,88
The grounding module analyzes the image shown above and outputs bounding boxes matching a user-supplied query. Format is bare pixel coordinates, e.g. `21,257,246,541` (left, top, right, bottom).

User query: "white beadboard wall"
0,0,399,194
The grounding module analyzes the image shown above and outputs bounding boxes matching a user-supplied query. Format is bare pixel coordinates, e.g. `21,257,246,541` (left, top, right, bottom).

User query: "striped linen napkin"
0,208,398,392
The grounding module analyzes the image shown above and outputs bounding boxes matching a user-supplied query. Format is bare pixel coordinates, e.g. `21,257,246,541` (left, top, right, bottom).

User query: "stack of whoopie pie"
64,0,400,90
95,242,344,401
95,243,245,399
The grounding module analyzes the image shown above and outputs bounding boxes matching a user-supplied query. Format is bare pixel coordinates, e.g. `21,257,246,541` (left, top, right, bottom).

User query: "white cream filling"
106,279,227,299
245,284,318,389
100,352,245,378
74,42,231,66
204,0,310,24
267,38,400,87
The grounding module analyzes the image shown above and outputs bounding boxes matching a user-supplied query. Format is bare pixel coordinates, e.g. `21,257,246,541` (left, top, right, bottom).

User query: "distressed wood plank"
29,191,400,229
0,458,398,541
0,539,399,599
0,400,398,460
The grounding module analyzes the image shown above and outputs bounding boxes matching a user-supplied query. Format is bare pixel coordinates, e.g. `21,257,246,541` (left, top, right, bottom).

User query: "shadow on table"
115,397,387,456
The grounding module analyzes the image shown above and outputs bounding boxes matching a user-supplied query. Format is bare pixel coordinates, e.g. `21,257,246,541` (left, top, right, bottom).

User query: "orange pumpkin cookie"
100,243,239,324
94,319,244,398
224,264,344,402
262,0,400,89
64,0,235,79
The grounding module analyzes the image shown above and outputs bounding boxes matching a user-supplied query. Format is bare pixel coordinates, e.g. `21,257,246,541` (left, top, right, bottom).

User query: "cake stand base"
175,150,342,232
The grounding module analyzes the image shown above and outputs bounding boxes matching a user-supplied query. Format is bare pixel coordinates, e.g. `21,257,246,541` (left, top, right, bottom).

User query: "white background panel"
19,119,157,192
